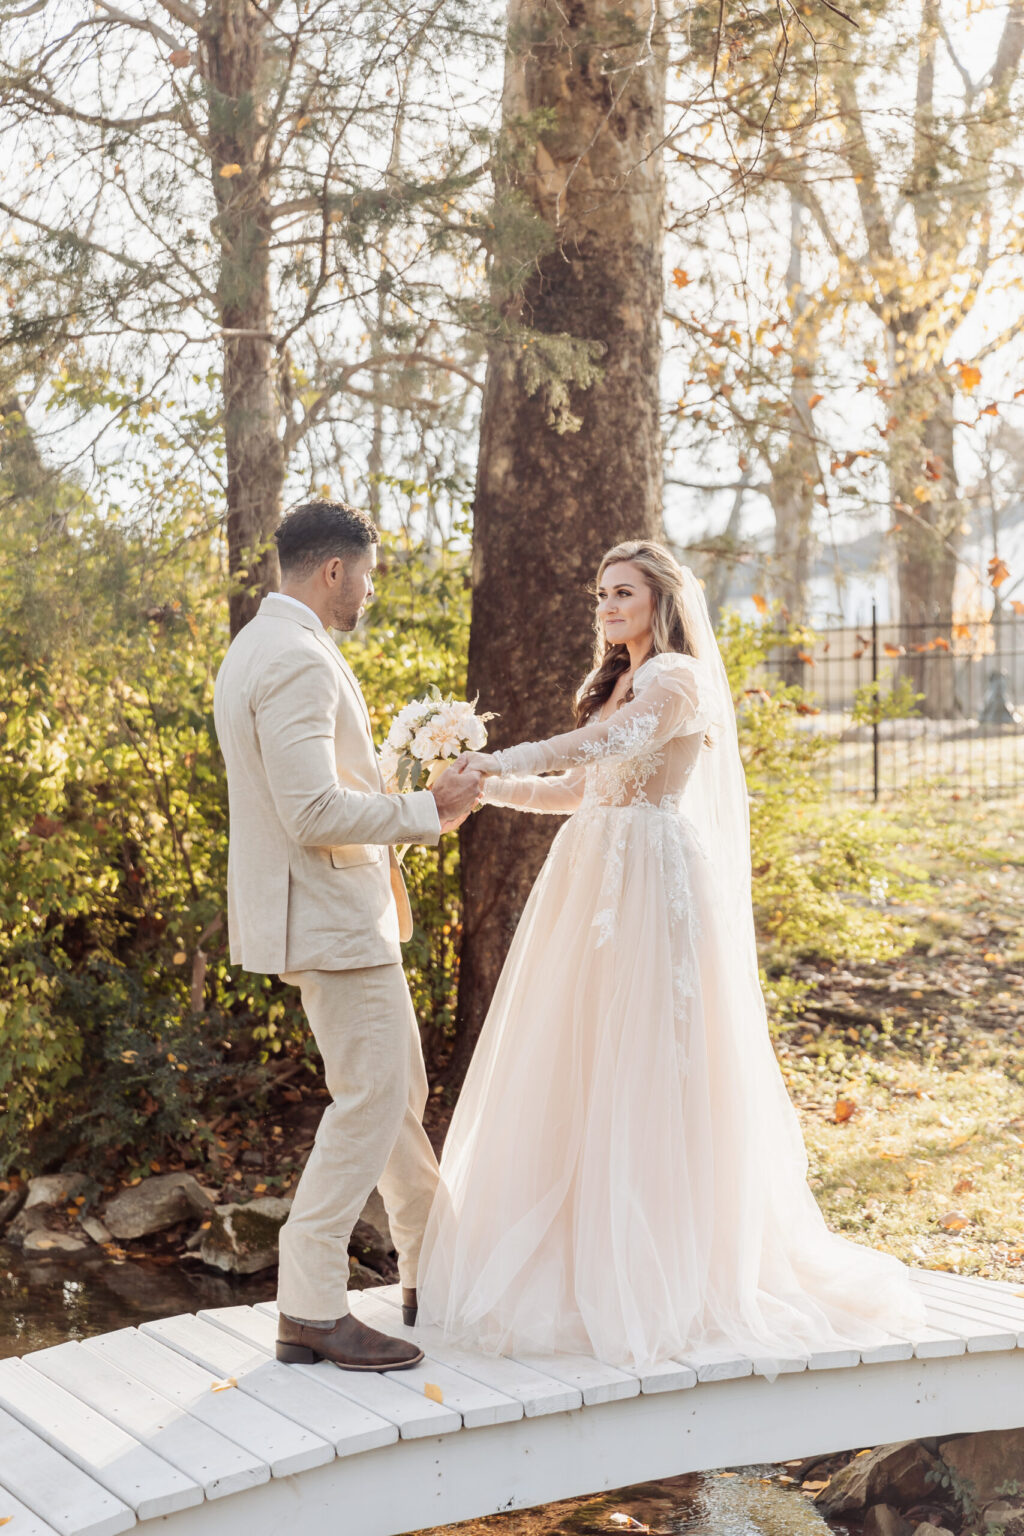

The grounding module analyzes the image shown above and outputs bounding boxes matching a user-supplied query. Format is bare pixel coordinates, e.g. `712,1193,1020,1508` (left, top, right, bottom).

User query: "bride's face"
597,562,655,649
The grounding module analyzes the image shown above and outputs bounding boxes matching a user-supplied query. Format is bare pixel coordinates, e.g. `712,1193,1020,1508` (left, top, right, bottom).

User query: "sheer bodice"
481,653,713,817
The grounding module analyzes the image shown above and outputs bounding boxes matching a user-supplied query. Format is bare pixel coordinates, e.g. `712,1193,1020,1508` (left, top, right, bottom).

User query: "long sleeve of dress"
493,653,714,778
480,766,585,815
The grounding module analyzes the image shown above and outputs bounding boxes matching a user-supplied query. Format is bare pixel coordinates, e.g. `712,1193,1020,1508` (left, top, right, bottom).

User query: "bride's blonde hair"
575,540,695,727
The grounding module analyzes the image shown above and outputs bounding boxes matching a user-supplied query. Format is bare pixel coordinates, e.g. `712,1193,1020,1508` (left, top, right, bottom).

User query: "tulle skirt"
417,801,924,1372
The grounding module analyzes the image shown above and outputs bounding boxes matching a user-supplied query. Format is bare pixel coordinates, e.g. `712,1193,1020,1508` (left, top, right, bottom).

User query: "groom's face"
328,546,377,631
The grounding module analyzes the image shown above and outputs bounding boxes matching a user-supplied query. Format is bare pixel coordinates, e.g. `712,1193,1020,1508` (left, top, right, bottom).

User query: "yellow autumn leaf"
0,1518,12,1527
424,1382,444,1404
751,593,768,615
671,268,690,288
219,163,242,179
211,1377,237,1392
912,485,931,502
938,1211,970,1232
957,363,982,392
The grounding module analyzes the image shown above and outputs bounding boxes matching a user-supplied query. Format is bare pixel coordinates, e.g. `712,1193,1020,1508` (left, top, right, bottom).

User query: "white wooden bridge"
3,1269,1024,1536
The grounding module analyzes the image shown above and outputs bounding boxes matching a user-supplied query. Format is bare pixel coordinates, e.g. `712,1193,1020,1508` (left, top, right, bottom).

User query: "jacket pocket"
330,844,385,870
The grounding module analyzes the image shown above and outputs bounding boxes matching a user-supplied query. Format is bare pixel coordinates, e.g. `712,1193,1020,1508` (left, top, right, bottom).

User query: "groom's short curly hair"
275,500,380,577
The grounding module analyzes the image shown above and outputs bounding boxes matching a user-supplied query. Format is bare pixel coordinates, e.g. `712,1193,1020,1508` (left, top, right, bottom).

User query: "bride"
416,540,924,1373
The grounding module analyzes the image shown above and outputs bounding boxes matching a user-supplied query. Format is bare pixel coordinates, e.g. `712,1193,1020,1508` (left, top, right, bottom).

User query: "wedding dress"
417,570,925,1373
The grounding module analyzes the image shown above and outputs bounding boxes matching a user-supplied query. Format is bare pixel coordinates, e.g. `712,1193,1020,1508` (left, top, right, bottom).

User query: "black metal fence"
761,604,1024,799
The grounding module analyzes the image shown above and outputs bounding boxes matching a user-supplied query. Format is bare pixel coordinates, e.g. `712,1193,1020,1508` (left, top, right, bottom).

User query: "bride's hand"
456,751,500,775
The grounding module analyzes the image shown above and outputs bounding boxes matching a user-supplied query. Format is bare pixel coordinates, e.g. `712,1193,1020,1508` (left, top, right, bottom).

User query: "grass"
775,791,1024,1278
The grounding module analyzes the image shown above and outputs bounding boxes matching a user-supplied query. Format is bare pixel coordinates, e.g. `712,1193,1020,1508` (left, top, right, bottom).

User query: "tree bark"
451,0,667,1085
770,193,820,630
200,1,283,636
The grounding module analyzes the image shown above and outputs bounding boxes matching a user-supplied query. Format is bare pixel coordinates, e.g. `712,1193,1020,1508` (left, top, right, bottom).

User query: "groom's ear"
322,556,345,587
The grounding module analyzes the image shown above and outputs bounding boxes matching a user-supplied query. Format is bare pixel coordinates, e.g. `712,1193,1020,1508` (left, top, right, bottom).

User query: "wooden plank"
348,1291,586,1414
0,1482,62,1536
912,1300,1017,1353
0,1403,134,1536
254,1297,519,1430
511,1349,640,1406
133,1350,1024,1536
365,1281,697,1394
914,1272,1024,1337
858,1336,916,1365
142,1314,397,1456
81,1328,332,1477
806,1346,862,1371
369,1284,698,1396
213,1305,462,1440
27,1341,269,1501
0,1359,199,1521
912,1271,1022,1345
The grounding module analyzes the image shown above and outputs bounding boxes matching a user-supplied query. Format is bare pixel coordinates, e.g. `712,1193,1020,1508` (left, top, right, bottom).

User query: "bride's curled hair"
575,540,696,727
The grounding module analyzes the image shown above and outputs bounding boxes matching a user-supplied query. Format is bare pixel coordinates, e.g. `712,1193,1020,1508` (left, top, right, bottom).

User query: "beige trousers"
276,964,440,1321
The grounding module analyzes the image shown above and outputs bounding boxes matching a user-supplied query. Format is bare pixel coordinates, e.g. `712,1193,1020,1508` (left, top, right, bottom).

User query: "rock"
983,1504,1024,1534
348,1261,385,1290
5,1206,51,1246
0,1186,26,1227
863,1506,913,1536
79,1216,113,1246
940,1429,1024,1512
348,1218,390,1273
24,1172,96,1210
817,1444,941,1517
863,1506,915,1536
359,1188,393,1249
199,1197,291,1275
103,1173,213,1240
22,1230,89,1256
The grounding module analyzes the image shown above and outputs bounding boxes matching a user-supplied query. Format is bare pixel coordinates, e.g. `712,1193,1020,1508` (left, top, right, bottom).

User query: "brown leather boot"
276,1312,424,1371
401,1287,417,1327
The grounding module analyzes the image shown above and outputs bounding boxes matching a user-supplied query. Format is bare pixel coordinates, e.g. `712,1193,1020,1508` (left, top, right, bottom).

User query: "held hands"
430,762,485,834
454,751,500,775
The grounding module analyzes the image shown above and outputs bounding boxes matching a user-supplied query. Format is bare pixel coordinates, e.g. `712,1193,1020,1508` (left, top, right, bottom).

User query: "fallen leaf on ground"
939,1211,970,1232
834,1098,857,1123
424,1382,443,1404
211,1377,237,1392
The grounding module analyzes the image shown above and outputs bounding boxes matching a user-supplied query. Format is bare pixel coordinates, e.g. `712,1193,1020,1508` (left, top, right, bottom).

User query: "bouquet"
380,686,494,799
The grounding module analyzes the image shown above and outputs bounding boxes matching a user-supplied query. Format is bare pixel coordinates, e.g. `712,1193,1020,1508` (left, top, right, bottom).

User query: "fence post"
872,599,880,803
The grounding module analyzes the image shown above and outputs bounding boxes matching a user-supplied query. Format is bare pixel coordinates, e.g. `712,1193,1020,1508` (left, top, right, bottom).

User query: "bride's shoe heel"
276,1341,322,1365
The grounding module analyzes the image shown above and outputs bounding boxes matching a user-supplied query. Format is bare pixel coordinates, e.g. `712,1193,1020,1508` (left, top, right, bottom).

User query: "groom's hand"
430,763,483,833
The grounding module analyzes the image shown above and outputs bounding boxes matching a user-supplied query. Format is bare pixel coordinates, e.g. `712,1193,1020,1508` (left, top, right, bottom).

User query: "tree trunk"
770,193,819,631
889,361,960,715
451,0,666,1086
200,1,284,636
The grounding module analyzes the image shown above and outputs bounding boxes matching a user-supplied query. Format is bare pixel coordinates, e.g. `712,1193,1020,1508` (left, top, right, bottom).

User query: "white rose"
379,743,401,791
411,723,443,761
396,699,431,730
463,715,487,750
432,720,464,758
387,720,413,749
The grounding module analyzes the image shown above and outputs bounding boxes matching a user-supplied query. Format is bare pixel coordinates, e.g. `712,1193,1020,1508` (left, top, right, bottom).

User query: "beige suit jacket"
213,594,440,974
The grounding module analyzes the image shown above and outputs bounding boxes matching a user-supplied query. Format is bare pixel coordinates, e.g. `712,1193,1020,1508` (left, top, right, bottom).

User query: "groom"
214,500,482,1370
